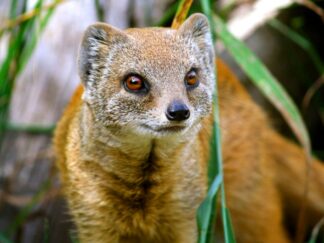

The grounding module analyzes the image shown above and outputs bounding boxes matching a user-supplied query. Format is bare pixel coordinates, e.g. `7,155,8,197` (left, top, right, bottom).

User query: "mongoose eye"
185,69,199,89
123,75,148,93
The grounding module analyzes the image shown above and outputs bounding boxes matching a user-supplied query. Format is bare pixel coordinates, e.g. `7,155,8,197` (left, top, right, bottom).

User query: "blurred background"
0,0,323,242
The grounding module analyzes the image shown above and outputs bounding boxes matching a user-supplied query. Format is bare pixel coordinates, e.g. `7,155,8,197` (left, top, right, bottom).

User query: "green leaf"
308,217,324,243
220,186,236,243
4,122,55,134
95,0,105,22
0,233,12,243
268,19,324,74
6,180,51,236
200,0,215,40
198,2,236,243
154,1,179,26
0,0,57,145
0,0,30,143
69,231,79,243
213,14,311,154
197,173,222,243
213,16,314,239
17,0,55,75
43,218,49,243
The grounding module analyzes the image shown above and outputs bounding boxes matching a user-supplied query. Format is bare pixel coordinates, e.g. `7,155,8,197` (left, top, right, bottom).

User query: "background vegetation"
0,0,323,242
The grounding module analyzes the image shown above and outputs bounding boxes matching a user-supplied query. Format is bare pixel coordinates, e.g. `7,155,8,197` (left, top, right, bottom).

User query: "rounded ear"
78,23,129,87
178,13,214,64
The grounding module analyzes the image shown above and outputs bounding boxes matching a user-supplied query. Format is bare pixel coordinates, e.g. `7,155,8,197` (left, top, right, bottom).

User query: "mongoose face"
78,14,215,138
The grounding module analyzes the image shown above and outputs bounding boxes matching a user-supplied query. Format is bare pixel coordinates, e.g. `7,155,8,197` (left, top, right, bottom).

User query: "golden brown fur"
54,14,324,243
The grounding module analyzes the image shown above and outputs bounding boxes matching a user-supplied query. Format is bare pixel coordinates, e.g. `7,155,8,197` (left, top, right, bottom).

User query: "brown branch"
171,0,193,29
0,147,54,209
1,187,60,208
302,74,324,111
295,0,324,22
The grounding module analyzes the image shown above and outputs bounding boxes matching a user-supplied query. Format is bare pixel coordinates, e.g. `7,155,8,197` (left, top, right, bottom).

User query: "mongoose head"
79,13,215,138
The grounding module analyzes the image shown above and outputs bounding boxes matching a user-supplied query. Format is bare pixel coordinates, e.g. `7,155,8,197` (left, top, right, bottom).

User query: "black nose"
166,101,190,121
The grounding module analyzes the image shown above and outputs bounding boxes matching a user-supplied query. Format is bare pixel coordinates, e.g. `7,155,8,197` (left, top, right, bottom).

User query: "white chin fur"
134,122,202,140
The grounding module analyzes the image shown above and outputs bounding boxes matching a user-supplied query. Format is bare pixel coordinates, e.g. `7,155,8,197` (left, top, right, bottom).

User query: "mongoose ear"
78,23,129,86
178,13,214,64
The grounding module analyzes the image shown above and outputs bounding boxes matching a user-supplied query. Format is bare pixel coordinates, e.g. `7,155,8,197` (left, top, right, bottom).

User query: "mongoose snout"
166,100,190,121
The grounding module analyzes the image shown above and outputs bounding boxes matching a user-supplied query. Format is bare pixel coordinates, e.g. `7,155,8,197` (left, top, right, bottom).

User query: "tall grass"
268,18,324,74
0,0,59,145
0,1,59,242
0,0,320,242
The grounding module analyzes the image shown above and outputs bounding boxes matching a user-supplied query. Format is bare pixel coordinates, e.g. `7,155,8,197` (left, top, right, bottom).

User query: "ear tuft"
178,13,214,65
178,13,210,39
87,26,108,42
78,23,128,87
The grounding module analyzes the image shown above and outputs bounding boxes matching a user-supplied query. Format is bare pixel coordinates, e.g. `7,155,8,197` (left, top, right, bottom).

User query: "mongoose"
54,13,324,242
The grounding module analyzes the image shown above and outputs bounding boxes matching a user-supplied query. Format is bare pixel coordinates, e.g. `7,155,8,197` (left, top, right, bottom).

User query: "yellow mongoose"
54,14,324,242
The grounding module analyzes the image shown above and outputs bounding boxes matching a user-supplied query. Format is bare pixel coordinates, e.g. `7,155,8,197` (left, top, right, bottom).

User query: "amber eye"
123,75,148,93
185,69,199,89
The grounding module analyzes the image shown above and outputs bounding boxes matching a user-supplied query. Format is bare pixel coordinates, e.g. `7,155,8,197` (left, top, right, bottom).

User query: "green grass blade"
9,0,18,19
95,0,105,22
18,1,56,74
199,2,236,242
69,231,79,243
220,185,236,243
206,112,219,185
0,6,32,88
6,180,51,236
268,19,324,74
0,0,57,144
43,218,49,243
213,14,311,153
213,15,313,239
200,0,215,40
16,0,44,74
308,217,324,243
197,173,222,243
0,0,30,143
4,122,55,134
0,233,13,243
154,1,179,26
168,2,227,242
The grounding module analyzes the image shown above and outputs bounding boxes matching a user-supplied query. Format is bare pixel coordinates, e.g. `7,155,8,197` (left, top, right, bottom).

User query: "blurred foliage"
268,18,324,74
309,217,324,243
0,0,58,145
0,0,323,242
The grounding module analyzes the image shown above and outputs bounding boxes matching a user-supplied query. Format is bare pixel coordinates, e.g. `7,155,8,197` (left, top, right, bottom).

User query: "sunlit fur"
54,14,324,243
